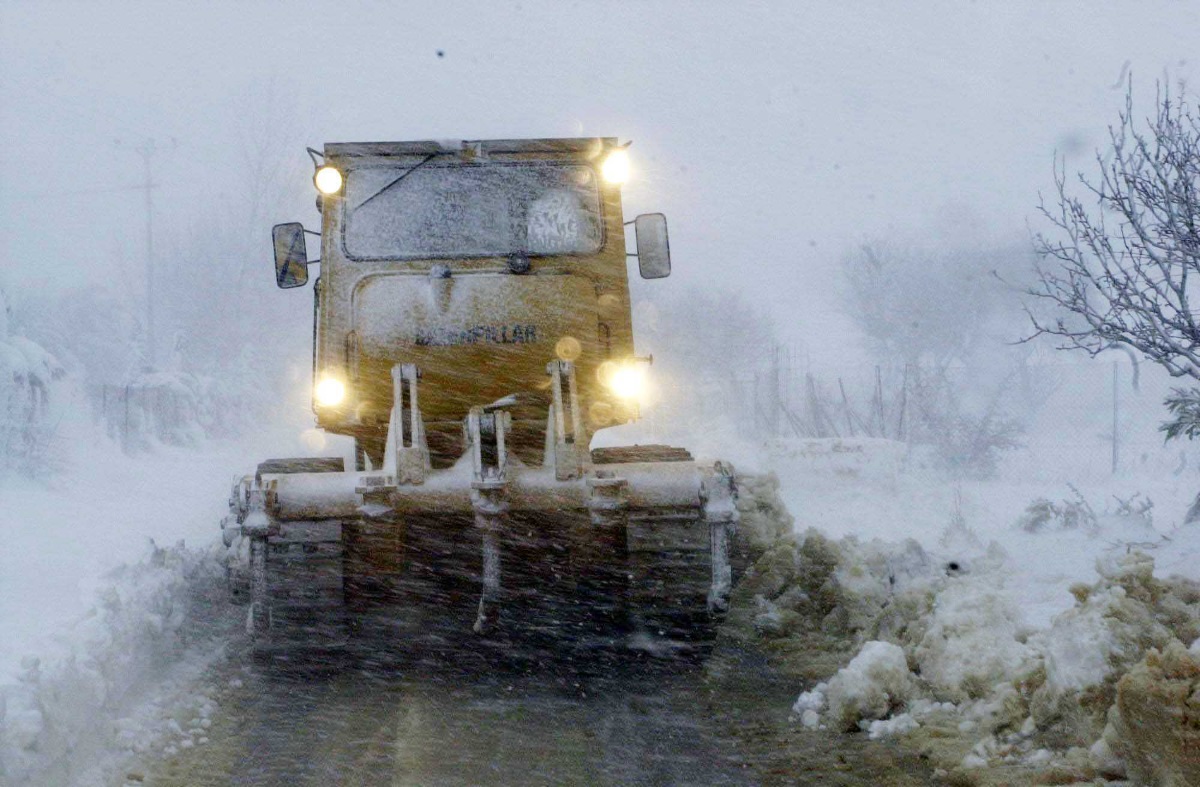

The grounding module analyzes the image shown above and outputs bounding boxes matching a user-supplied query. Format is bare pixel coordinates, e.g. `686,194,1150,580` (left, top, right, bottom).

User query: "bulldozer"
220,138,739,652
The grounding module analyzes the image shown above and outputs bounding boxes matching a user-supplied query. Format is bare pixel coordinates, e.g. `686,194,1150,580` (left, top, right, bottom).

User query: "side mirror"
272,222,309,289
633,213,671,279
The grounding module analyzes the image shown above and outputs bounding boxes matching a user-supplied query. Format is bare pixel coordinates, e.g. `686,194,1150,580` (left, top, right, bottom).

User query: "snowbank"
734,471,794,553
730,436,1200,780
1025,552,1200,748
0,370,342,785
0,542,233,786
769,436,1197,628
909,545,1036,704
821,641,916,731
759,537,1200,780
0,288,66,476
1102,639,1200,785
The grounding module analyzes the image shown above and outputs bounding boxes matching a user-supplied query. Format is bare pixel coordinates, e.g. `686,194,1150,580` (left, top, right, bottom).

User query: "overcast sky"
1,0,1196,368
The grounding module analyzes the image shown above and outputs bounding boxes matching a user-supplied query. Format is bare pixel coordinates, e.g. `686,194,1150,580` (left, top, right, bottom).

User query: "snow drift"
0,542,233,787
0,286,66,477
735,520,1200,782
1102,639,1200,785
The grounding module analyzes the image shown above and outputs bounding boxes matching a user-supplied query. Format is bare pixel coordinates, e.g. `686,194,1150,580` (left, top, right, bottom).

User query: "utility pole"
116,137,160,369
1098,345,1137,476
133,139,157,369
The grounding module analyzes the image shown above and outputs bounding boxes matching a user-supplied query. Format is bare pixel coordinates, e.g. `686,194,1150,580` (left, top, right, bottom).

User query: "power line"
4,79,163,143
9,184,152,201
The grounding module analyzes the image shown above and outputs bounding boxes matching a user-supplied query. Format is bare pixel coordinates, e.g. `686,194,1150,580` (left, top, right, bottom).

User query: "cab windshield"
343,162,603,260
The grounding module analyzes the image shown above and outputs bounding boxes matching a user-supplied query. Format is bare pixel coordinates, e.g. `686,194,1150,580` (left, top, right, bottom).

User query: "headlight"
601,149,630,184
600,361,646,401
314,166,343,195
315,377,346,407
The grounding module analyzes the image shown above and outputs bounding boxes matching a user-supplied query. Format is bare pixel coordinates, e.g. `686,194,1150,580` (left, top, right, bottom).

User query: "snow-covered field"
766,437,1200,630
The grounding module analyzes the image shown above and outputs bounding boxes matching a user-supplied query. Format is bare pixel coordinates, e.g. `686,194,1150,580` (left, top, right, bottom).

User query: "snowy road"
127,637,934,787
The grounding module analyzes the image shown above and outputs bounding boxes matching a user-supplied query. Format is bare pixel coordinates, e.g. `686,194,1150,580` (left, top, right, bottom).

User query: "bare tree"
840,240,1033,475
1028,82,1200,381
842,241,1033,374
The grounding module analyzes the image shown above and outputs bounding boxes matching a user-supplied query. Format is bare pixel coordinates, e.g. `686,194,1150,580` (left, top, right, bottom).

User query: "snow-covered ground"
765,437,1200,629
744,436,1200,783
4,401,1200,784
0,394,349,680
0,385,354,785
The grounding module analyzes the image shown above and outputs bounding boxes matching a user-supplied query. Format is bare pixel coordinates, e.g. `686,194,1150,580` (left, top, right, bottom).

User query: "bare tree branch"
1028,80,1200,381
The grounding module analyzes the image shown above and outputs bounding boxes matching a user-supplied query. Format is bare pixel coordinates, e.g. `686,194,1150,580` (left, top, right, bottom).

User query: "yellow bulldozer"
221,138,739,652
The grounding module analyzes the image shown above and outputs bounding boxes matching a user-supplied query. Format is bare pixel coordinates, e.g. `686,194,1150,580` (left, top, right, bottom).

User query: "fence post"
873,366,885,436
1112,360,1119,475
123,385,131,451
752,371,761,437
768,346,781,437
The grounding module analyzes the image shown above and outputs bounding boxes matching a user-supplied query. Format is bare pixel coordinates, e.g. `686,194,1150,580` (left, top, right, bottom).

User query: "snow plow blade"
221,362,738,654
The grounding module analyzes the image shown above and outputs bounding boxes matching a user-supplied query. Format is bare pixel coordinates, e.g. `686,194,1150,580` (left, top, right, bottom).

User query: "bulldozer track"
248,505,729,661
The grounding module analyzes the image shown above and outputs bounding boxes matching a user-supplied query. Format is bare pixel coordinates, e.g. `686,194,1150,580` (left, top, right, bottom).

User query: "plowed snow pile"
735,438,1200,785
0,402,319,786
1103,640,1200,784
0,543,234,786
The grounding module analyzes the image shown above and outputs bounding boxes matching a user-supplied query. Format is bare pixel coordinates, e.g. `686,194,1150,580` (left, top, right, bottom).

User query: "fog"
2,1,1195,369
8,4,1200,785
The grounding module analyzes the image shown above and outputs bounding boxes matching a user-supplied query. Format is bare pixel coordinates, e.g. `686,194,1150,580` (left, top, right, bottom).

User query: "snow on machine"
220,138,738,652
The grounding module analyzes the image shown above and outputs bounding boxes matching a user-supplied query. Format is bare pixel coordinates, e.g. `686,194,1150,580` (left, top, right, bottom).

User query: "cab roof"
324,137,617,158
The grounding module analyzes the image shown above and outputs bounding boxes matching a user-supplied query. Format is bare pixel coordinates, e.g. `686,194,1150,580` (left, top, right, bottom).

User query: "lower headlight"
604,362,646,401
315,377,346,407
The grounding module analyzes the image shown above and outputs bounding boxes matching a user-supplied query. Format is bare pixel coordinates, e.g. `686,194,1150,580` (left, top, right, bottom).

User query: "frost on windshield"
526,187,597,254
344,163,602,259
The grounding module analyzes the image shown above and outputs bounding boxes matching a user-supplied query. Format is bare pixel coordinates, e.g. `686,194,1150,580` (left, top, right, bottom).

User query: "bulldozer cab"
273,138,671,469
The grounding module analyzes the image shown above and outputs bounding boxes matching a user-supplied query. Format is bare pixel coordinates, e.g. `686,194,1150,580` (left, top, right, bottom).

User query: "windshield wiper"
354,153,441,211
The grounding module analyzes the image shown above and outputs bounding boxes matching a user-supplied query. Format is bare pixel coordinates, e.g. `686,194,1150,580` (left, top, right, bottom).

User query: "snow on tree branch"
1028,81,1200,381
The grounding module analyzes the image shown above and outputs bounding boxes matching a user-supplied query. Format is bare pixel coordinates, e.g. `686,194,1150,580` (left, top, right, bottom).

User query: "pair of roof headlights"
310,148,632,196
